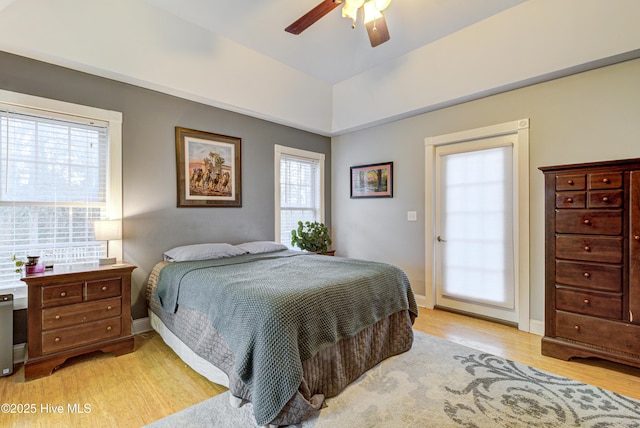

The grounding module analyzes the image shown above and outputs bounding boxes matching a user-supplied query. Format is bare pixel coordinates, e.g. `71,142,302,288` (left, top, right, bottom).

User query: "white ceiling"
146,0,527,84
0,0,638,135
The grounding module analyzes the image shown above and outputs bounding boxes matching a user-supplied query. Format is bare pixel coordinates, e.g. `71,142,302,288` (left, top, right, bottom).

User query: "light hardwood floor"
1,307,639,427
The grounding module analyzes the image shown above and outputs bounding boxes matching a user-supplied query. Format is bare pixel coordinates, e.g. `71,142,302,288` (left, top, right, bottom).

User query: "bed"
146,242,418,427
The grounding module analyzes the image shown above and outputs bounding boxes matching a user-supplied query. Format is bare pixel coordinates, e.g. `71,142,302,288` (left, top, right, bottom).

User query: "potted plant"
291,221,334,255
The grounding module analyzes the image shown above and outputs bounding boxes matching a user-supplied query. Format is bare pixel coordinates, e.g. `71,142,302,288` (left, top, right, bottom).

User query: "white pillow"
235,241,288,254
163,243,247,262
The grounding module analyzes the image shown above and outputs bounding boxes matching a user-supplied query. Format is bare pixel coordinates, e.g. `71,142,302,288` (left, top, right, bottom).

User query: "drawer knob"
567,180,574,185
574,325,580,331
101,286,108,291
583,272,591,278
583,219,591,225
55,314,61,320
584,246,591,252
634,235,640,241
107,305,113,310
602,178,610,184
583,299,591,305
60,291,67,297
54,337,61,343
602,196,609,202
106,326,112,331
566,197,573,203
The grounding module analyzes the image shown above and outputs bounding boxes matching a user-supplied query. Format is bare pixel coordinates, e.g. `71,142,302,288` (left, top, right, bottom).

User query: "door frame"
424,119,530,331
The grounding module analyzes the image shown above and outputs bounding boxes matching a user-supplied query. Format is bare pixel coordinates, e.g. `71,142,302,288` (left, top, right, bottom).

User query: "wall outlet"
407,211,417,221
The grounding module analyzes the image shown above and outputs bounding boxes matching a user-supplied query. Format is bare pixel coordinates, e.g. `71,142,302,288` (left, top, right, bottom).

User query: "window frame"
274,144,325,246
0,89,123,279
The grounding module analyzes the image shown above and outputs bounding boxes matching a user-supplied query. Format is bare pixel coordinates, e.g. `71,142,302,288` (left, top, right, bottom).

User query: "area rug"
146,331,640,427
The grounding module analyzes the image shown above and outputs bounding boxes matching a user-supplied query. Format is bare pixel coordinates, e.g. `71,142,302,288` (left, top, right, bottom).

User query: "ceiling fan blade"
365,13,390,47
285,0,341,35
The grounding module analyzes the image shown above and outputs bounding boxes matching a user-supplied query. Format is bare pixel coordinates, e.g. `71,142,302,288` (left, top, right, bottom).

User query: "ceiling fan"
285,0,392,48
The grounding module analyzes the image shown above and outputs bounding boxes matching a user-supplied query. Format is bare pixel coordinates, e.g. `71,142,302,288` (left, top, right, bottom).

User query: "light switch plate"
407,211,417,221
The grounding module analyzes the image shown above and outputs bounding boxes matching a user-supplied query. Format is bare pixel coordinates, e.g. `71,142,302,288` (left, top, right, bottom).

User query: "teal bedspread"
155,250,417,425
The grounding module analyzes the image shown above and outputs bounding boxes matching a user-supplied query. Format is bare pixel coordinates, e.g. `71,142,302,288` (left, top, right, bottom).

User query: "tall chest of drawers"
540,158,640,368
21,264,136,380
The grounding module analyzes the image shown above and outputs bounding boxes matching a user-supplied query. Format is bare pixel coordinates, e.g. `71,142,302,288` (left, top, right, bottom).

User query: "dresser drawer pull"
583,299,591,305
583,219,591,225
602,178,610,184
584,246,591,252
101,286,108,291
567,180,574,185
106,326,112,332
55,314,61,320
60,291,67,297
583,272,591,278
601,196,609,203
107,305,113,311
635,235,640,241
566,197,573,203
574,325,580,331
54,337,61,343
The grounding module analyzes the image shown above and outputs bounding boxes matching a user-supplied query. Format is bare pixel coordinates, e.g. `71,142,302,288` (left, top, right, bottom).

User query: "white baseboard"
13,343,26,364
528,319,545,336
133,316,152,334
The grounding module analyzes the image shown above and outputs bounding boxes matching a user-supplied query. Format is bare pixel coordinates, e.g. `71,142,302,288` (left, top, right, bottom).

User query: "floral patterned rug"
147,331,640,427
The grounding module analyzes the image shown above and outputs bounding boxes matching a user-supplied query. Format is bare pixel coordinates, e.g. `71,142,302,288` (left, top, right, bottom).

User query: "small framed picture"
175,127,242,207
350,161,393,198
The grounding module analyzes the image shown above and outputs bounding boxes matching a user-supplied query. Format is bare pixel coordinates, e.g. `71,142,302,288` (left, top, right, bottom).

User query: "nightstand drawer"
42,283,83,308
41,317,122,354
555,261,622,292
555,288,622,320
86,278,121,301
42,297,122,330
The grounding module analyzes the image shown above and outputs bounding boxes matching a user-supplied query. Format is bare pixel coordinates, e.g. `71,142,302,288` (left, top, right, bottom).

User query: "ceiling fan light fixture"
363,0,384,24
342,0,364,26
372,0,392,12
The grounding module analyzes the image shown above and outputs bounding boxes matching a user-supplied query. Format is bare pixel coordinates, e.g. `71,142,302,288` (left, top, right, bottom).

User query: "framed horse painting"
175,127,242,207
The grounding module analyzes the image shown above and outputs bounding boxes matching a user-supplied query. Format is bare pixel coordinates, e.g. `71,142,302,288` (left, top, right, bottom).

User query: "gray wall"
0,51,331,319
332,58,640,324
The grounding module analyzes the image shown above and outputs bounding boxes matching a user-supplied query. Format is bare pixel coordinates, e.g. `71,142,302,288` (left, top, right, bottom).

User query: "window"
0,90,122,289
275,145,325,248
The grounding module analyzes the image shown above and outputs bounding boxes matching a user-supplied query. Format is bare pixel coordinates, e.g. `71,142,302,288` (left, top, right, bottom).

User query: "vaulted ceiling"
0,0,638,135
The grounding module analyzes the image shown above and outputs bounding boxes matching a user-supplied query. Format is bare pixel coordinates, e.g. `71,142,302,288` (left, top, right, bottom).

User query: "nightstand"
21,263,136,380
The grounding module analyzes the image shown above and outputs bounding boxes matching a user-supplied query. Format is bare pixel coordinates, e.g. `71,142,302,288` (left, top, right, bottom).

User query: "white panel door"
434,136,517,323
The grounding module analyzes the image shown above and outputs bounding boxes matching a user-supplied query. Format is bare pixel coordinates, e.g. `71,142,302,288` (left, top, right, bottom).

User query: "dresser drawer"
588,190,623,208
86,278,121,301
42,283,83,308
555,261,622,292
588,172,623,190
41,317,122,355
556,288,622,320
556,192,585,209
555,209,622,235
555,311,640,355
556,174,585,191
42,297,122,330
556,235,623,263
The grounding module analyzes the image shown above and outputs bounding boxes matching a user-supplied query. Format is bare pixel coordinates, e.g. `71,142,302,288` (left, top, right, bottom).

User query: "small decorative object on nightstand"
21,263,136,380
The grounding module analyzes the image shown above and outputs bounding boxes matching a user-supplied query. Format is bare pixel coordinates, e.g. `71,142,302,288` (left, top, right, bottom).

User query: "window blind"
0,108,109,286
279,154,321,247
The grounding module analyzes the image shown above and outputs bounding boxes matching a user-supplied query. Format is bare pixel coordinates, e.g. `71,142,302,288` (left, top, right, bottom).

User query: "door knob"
437,236,447,242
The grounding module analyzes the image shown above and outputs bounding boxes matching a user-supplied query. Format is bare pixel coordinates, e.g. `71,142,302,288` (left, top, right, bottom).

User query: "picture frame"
350,161,393,198
175,127,242,207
